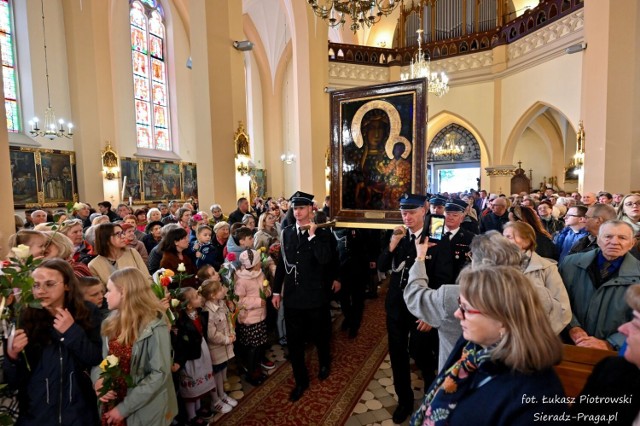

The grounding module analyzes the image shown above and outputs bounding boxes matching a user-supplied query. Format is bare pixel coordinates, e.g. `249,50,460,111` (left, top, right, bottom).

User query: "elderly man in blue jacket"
559,219,640,351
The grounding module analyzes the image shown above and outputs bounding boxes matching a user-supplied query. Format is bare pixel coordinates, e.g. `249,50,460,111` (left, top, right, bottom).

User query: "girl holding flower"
93,267,177,426
233,249,272,385
3,259,103,425
174,287,229,423
201,279,237,413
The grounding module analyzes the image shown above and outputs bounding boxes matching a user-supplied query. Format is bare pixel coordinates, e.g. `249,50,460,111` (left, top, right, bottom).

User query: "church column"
62,0,112,206
287,1,330,199
581,0,640,193
190,0,246,211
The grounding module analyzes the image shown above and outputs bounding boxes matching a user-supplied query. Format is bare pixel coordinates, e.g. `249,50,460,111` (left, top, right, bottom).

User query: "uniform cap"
399,193,427,210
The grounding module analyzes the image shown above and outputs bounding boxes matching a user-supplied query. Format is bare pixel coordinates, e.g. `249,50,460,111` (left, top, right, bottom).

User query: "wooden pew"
554,344,618,398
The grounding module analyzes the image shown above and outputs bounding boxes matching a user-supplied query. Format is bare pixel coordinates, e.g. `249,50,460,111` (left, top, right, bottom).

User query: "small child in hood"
233,249,273,385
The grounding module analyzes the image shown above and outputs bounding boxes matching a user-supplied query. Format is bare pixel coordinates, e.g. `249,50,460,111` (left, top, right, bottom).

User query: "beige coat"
204,300,235,365
88,248,150,285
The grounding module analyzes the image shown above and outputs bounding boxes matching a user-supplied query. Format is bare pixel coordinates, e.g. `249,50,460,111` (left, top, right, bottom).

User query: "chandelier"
307,0,400,33
400,28,449,97
28,0,74,140
280,152,296,165
433,133,464,161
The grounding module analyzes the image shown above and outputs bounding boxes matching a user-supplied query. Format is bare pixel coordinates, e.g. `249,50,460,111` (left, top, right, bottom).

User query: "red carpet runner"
218,293,388,426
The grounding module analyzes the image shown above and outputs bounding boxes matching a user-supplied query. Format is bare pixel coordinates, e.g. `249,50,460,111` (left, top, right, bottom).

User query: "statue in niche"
234,122,251,157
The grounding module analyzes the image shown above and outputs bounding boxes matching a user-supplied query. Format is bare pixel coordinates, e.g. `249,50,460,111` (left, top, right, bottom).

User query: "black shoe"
318,365,330,381
289,383,309,402
392,404,413,424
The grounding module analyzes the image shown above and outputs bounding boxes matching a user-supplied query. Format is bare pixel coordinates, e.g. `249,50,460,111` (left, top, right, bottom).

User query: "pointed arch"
502,101,576,165
428,110,490,164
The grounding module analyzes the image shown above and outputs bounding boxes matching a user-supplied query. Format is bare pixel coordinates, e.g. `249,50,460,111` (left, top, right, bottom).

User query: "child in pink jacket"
234,249,271,385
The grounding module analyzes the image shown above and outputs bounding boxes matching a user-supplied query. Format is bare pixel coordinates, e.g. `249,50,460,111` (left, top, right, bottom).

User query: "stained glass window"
130,0,171,151
1,0,19,133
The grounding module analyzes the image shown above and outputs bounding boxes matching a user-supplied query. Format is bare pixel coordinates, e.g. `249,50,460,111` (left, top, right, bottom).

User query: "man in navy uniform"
272,191,337,402
424,198,474,288
378,194,434,424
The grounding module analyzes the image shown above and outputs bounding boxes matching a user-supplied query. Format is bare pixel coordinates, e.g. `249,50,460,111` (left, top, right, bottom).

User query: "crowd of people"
2,187,639,425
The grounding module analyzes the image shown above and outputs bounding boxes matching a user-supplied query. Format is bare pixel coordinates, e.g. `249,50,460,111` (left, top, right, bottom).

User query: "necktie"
444,231,452,240
410,234,416,243
600,260,612,281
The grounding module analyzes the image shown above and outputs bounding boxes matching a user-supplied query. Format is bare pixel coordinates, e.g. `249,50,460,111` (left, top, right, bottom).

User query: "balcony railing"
328,0,583,67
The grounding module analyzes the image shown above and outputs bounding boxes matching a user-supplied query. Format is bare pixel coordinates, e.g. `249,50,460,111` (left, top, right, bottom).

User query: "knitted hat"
239,249,260,269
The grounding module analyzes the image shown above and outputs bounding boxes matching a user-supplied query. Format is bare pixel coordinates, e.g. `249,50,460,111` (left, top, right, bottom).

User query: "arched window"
130,0,171,151
1,0,20,133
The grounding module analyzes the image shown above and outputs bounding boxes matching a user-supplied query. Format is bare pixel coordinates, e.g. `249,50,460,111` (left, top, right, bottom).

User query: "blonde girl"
92,267,177,426
7,229,47,258
201,279,237,413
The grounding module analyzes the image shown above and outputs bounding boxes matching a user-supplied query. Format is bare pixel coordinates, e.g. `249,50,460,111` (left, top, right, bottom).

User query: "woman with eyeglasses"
617,193,640,236
3,259,103,425
410,265,565,426
88,222,151,285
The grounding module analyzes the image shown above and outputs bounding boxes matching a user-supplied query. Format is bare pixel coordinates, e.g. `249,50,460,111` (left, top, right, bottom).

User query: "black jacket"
571,356,640,425
174,310,210,367
3,304,103,426
273,225,333,309
378,229,422,290
424,228,473,288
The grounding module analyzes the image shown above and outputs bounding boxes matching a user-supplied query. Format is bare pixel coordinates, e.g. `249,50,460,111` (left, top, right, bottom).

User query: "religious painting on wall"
249,169,267,201
329,79,427,226
182,163,198,201
40,151,78,205
9,147,77,208
9,148,40,208
120,157,143,202
141,160,182,202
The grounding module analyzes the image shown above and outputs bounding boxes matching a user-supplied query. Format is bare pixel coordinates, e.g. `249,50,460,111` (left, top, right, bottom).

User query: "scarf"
410,340,493,426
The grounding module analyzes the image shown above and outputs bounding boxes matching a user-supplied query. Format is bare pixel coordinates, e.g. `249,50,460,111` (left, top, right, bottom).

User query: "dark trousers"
386,285,438,406
339,271,366,331
284,305,332,386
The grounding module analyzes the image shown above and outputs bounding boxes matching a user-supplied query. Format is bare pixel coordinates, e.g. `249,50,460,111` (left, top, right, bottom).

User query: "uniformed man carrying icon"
378,193,436,424
272,191,338,402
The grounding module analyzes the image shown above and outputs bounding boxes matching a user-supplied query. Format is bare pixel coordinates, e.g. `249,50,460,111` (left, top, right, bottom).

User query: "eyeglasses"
624,201,640,207
565,214,584,218
112,231,125,238
457,297,482,319
33,280,62,292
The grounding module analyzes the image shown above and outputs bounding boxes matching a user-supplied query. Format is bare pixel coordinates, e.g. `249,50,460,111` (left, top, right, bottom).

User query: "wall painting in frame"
39,150,78,206
120,157,143,202
9,147,40,208
141,160,182,202
330,79,427,227
182,163,198,201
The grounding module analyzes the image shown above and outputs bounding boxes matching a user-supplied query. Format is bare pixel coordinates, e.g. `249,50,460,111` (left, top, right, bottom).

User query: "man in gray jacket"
559,220,640,351
403,231,522,369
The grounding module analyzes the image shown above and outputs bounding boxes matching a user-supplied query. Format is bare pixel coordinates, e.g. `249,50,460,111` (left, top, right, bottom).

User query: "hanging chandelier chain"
28,0,74,140
40,0,52,109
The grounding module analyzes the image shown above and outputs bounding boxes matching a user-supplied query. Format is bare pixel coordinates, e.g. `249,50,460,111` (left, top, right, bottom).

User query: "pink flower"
226,252,237,262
